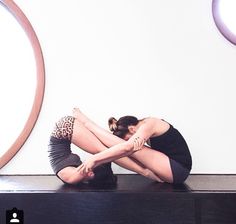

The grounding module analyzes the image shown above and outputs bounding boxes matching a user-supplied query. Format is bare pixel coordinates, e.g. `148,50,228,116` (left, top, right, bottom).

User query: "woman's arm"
73,109,163,181
78,120,156,173
73,108,155,148
58,166,94,185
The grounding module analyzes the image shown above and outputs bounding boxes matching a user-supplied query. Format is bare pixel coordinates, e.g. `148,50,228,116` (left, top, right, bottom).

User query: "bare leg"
71,119,161,181
130,149,173,182
74,109,173,183
71,119,106,154
73,108,128,147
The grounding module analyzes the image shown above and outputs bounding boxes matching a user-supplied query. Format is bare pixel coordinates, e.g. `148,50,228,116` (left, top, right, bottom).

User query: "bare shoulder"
143,117,162,124
138,117,160,133
141,117,157,127
143,117,170,137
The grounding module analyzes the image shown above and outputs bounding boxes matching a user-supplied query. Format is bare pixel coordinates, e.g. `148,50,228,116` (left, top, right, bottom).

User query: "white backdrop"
1,0,236,174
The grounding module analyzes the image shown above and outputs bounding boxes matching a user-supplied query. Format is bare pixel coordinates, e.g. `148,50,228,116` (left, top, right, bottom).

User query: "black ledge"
0,174,236,193
0,174,236,224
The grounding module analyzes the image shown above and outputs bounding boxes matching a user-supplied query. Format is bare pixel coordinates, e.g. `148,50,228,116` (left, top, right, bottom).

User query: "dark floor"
0,174,236,224
0,174,236,193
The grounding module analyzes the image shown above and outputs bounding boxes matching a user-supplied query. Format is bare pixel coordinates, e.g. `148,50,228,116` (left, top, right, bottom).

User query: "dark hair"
108,116,139,139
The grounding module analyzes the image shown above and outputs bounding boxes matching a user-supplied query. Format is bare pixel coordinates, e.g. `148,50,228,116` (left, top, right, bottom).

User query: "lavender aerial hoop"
0,0,45,168
212,0,236,45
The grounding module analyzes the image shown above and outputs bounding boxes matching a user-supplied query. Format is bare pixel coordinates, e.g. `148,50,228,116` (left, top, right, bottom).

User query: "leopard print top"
51,116,75,141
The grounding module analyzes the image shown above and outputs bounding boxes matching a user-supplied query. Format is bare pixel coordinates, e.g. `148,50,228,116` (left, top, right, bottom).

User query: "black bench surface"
0,174,236,224
0,174,236,192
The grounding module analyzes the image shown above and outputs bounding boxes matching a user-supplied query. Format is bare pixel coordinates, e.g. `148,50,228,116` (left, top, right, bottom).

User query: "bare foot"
144,169,164,182
72,108,90,124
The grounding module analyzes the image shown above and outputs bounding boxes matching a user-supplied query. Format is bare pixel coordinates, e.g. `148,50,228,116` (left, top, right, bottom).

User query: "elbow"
59,175,78,185
65,177,80,185
57,171,84,185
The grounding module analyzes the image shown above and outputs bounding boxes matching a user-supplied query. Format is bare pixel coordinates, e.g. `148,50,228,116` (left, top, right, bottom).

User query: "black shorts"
169,158,190,184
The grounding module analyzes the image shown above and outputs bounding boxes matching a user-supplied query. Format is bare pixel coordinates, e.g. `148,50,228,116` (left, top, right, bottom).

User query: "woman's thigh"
72,119,107,154
130,148,173,183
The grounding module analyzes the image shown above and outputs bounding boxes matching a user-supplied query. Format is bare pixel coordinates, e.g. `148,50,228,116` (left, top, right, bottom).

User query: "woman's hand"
76,168,95,181
133,137,145,151
77,157,97,175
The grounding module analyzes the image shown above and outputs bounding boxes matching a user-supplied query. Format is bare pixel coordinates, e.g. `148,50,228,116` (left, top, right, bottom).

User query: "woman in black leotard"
74,109,192,184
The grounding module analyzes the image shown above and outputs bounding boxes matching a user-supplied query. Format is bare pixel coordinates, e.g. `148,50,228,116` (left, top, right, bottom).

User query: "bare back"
142,117,170,138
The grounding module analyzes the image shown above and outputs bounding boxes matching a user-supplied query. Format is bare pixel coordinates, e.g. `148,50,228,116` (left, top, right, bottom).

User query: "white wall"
1,0,236,174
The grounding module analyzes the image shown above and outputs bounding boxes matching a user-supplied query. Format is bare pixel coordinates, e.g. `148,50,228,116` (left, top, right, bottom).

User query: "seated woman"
74,109,192,184
48,115,161,185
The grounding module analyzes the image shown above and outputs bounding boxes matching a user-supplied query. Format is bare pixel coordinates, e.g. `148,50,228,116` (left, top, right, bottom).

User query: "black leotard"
149,124,192,171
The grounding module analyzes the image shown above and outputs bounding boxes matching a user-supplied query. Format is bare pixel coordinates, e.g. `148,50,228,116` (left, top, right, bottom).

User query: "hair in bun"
108,117,118,132
108,115,139,139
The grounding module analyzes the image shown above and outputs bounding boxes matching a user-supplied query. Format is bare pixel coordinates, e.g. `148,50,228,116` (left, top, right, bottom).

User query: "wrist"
91,155,100,168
